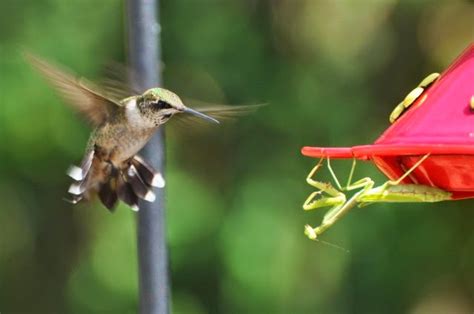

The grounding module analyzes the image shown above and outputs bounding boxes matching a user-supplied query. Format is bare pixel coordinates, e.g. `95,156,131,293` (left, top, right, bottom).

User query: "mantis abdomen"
360,184,452,203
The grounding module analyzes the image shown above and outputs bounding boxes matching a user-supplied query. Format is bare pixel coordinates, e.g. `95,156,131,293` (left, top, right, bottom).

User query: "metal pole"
126,1,169,313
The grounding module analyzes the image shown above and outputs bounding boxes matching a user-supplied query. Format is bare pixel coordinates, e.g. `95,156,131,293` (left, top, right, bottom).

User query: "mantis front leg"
303,158,346,212
305,176,375,240
303,158,375,240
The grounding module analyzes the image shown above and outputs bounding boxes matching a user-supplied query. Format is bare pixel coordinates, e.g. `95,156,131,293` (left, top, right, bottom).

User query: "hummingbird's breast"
92,120,155,167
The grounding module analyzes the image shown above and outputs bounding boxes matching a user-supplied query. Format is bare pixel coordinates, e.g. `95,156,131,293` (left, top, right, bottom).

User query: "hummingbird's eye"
155,100,172,110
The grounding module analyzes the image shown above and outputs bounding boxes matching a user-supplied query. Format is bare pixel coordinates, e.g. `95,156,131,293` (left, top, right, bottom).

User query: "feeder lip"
301,144,474,160
301,147,358,159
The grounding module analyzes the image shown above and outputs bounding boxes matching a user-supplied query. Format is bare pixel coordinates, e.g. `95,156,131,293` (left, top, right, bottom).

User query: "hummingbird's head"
137,88,219,127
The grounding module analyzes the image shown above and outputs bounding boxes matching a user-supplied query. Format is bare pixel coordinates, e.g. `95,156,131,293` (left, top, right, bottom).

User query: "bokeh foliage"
1,0,473,313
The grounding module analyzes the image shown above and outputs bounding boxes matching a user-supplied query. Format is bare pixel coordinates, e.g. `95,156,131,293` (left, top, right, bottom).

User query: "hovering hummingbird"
26,53,259,211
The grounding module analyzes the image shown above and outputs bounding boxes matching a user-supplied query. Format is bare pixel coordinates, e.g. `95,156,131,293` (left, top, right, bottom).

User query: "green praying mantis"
302,154,452,240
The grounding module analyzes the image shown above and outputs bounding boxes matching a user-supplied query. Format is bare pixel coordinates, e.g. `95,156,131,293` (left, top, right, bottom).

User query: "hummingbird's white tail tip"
68,183,83,195
67,165,84,181
131,155,165,188
144,190,156,202
151,173,165,188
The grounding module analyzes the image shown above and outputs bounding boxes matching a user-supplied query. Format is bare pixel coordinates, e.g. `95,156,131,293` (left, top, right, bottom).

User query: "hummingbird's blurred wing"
99,62,140,100
25,52,122,126
196,104,265,119
179,101,265,124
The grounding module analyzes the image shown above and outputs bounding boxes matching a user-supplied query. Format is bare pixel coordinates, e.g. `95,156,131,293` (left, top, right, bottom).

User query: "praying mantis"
302,154,452,240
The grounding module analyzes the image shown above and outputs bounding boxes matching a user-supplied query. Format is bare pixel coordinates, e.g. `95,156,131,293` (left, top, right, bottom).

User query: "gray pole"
126,0,169,313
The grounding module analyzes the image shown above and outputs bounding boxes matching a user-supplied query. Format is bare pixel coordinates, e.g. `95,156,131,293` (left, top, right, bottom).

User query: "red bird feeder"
301,43,474,240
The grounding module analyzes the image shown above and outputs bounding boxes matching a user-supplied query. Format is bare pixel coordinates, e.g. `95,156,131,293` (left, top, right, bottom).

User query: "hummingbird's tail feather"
63,194,83,204
65,152,163,211
66,149,117,210
98,161,159,211
131,156,166,188
98,178,118,210
117,175,139,211
125,165,156,202
67,150,94,181
65,149,97,204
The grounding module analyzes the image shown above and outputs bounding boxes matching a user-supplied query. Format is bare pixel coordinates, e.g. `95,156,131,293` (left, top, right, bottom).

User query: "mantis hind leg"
389,153,430,185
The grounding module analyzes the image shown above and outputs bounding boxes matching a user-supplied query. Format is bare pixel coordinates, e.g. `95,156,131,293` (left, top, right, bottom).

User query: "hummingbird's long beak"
184,107,220,124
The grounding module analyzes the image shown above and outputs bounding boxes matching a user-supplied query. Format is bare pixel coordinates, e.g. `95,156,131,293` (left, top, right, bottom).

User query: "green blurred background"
1,0,474,313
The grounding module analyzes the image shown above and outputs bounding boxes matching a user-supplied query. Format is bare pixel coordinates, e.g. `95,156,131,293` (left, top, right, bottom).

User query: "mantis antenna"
315,238,350,253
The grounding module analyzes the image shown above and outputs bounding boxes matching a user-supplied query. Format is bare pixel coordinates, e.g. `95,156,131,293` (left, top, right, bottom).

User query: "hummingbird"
26,53,259,211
